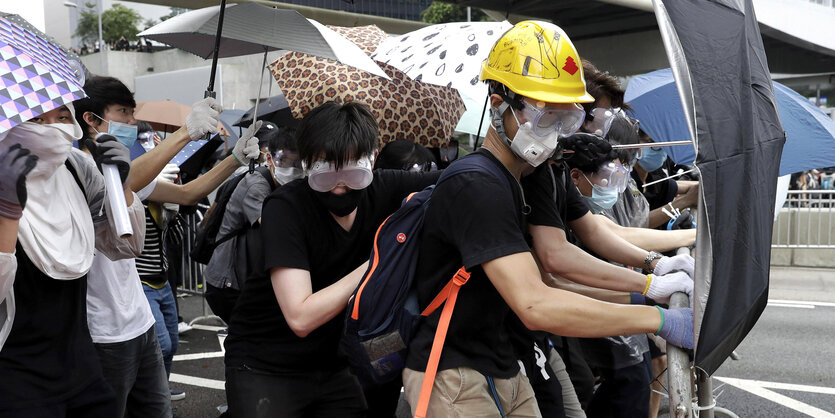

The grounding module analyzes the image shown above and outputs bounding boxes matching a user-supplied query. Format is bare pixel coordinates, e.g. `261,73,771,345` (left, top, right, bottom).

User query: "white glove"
654,254,695,278
233,120,262,165
646,271,693,305
185,97,222,140
156,164,179,184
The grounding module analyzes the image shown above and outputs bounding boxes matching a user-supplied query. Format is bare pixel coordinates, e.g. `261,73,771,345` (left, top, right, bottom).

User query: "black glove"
87,134,131,185
666,208,696,230
0,144,39,219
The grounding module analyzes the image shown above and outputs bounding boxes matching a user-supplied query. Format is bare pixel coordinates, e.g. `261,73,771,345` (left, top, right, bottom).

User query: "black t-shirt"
522,163,589,232
405,150,531,379
0,244,102,409
632,169,678,211
225,169,441,373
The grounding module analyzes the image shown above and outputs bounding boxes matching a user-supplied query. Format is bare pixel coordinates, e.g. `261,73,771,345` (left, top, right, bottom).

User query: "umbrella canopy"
137,3,388,79
655,0,785,376
625,68,835,175
0,13,86,133
135,100,192,133
372,21,512,136
327,25,387,56
269,52,466,147
234,94,294,129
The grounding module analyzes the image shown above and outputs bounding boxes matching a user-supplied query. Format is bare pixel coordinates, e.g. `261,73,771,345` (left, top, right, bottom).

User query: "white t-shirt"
86,179,157,344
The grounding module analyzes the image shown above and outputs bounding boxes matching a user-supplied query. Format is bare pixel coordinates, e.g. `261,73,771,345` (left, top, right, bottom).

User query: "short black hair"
74,76,136,140
605,116,640,164
561,133,618,174
136,120,154,135
296,101,380,169
374,140,437,170
268,126,297,154
581,60,630,114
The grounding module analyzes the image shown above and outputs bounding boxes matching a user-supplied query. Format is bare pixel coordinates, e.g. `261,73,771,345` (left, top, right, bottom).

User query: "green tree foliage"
420,2,489,24
160,8,189,22
74,3,143,44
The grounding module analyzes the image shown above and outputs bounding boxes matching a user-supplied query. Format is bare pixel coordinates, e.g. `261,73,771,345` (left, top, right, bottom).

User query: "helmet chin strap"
490,101,514,149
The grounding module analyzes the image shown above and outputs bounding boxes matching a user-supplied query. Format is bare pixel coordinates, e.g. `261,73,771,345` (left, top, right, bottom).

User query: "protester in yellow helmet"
402,20,694,418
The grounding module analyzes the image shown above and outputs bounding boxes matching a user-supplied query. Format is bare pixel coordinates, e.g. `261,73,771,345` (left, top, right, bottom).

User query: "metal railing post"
667,289,693,417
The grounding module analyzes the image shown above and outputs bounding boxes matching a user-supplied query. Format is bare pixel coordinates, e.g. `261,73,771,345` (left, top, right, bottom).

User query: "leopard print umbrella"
270,52,465,147
326,25,387,56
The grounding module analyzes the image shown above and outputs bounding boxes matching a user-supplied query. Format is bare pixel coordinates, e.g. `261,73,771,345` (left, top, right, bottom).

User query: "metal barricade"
773,190,835,248
178,210,223,326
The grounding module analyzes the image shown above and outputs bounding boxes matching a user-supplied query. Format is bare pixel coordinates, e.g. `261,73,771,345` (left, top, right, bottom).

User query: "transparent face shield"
303,155,375,192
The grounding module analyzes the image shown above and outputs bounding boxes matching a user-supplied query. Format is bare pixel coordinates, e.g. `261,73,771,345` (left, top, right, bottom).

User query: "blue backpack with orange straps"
341,152,505,389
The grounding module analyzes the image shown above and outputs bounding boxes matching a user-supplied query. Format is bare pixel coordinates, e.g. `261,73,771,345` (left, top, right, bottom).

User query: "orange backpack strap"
414,267,470,418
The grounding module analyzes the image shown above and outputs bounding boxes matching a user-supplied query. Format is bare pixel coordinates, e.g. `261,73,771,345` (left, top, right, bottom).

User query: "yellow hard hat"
481,21,595,104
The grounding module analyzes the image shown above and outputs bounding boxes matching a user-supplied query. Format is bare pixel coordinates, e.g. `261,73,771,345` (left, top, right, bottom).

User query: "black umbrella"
655,0,785,377
234,94,296,129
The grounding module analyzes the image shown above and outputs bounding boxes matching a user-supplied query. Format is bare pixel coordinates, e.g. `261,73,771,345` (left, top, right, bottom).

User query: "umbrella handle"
248,50,268,175
206,0,228,93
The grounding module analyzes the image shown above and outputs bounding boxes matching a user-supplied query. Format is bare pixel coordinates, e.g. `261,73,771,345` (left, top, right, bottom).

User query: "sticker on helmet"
563,56,579,75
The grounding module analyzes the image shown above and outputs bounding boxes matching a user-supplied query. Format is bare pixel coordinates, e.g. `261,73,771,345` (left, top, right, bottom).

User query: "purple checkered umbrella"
0,13,86,134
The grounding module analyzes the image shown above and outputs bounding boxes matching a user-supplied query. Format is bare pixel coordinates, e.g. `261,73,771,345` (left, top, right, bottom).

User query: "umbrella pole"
205,0,228,99
248,49,268,174
472,95,490,150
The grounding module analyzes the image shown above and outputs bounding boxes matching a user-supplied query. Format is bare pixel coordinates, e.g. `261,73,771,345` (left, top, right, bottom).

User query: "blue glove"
655,306,693,350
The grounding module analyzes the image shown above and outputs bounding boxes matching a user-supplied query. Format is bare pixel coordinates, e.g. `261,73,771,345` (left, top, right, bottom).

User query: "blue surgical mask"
93,113,138,148
637,146,667,172
582,173,620,213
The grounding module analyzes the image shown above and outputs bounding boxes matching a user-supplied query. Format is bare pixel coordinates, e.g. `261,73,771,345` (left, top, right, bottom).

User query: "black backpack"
190,166,274,264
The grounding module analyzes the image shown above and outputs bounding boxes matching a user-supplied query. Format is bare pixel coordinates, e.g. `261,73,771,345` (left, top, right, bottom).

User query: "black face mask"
315,188,365,217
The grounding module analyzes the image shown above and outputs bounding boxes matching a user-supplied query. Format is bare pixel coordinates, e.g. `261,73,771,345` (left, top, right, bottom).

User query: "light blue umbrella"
625,68,835,176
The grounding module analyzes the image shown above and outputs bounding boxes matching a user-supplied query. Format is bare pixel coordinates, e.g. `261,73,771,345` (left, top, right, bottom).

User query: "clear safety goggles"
589,160,631,193
303,155,374,192
516,100,586,137
272,150,303,169
583,107,641,138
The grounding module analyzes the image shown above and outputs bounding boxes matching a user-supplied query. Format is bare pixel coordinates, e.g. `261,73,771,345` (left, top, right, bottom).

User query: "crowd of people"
0,20,701,418
74,37,155,56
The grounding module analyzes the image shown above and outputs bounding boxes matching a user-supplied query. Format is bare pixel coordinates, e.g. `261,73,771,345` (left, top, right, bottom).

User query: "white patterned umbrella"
372,21,512,135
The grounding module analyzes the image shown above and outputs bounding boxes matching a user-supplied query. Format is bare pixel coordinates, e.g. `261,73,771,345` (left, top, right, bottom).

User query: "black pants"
586,352,652,418
0,377,118,418
206,283,240,325
226,365,366,418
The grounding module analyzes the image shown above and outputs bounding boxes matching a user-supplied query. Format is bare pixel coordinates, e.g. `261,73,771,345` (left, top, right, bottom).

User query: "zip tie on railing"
692,399,717,411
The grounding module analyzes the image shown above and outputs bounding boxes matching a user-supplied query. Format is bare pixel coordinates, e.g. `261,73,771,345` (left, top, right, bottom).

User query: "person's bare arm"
146,156,240,205
270,261,369,338
530,224,648,293
0,217,17,253
129,128,191,192
594,214,696,252
542,273,631,304
568,212,657,270
648,184,699,228
482,251,661,338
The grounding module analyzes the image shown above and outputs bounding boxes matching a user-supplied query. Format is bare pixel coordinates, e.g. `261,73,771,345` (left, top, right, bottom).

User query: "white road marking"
768,303,815,309
173,351,225,361
715,376,835,418
169,373,225,390
768,299,835,308
190,324,227,332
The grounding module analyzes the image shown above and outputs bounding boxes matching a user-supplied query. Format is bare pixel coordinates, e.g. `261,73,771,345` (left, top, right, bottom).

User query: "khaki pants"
403,366,541,418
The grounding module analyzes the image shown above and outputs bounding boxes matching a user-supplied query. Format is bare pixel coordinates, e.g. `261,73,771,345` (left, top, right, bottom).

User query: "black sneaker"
170,389,186,401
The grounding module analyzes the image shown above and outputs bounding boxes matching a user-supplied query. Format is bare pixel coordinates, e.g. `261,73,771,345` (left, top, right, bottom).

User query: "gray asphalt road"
169,269,835,418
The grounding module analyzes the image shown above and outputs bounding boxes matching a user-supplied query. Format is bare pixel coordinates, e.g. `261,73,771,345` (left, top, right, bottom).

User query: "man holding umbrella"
402,21,695,417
